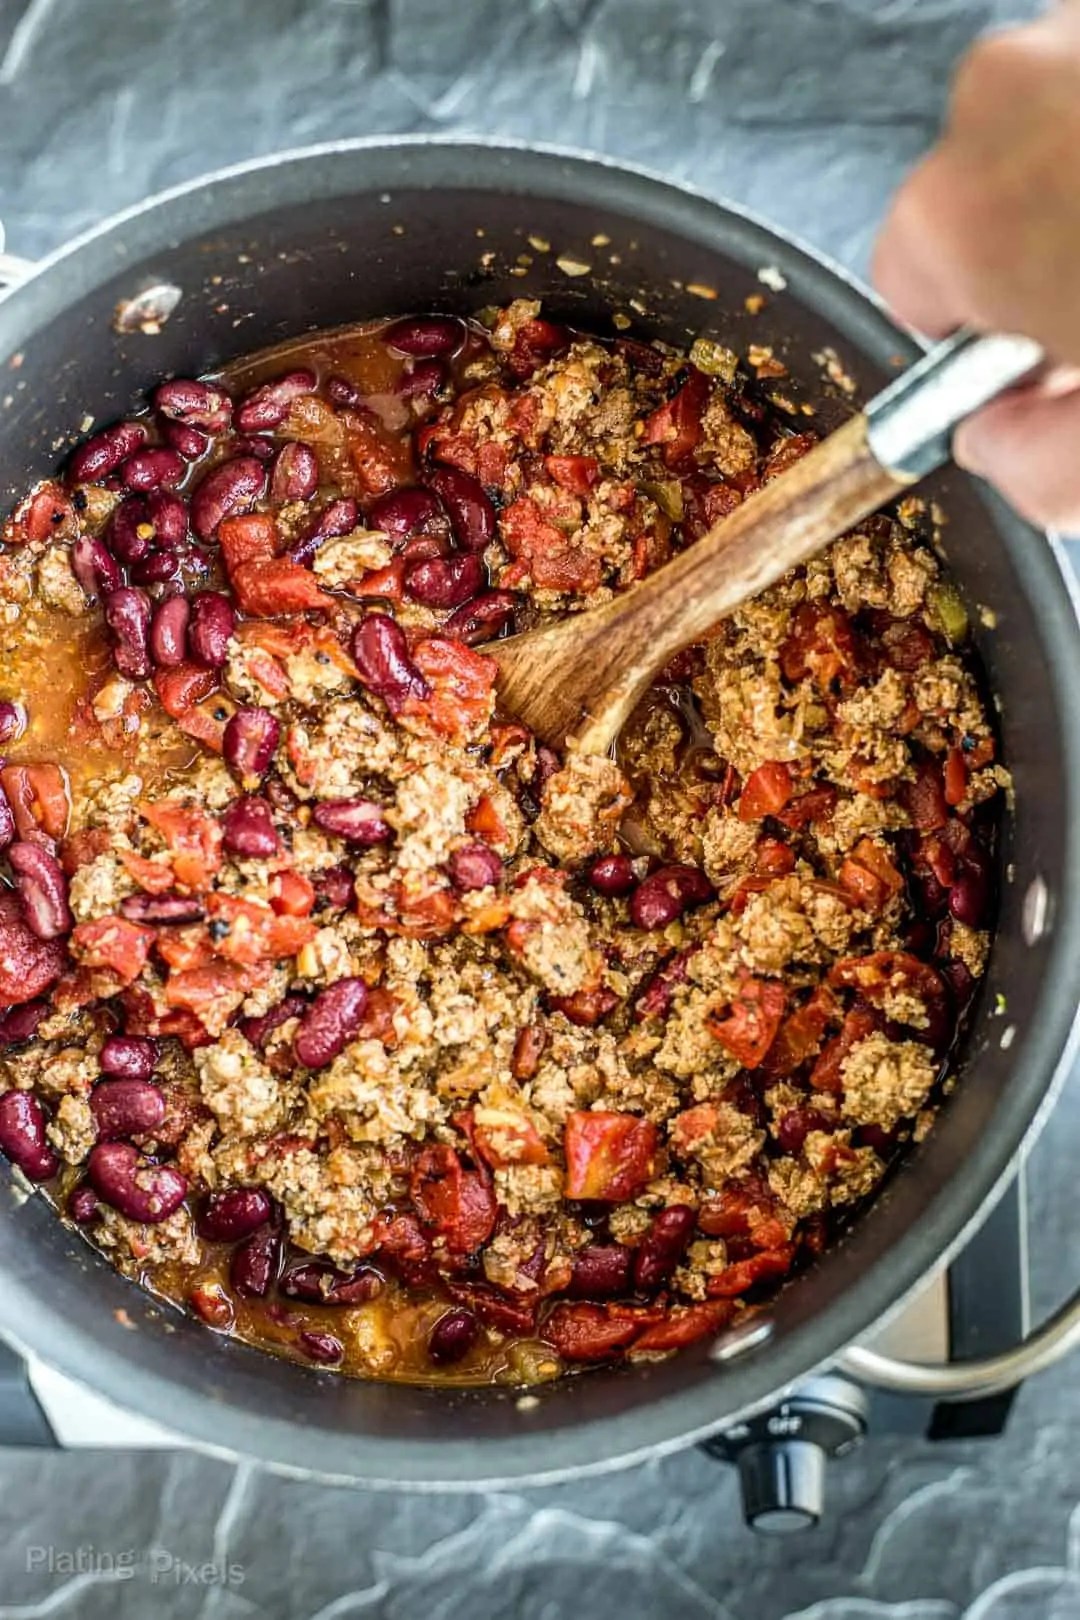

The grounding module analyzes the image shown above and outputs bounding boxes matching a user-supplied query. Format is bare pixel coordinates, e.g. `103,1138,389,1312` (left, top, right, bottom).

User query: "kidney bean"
188,591,236,668
0,1090,58,1181
198,1187,273,1243
630,864,712,930
104,587,152,680
313,865,355,913
270,441,319,504
384,315,464,357
231,1224,282,1297
569,1243,633,1298
427,1306,478,1365
367,487,447,546
279,1259,382,1305
131,551,182,587
423,466,495,552
351,615,431,715
240,995,307,1050
121,448,185,492
222,795,280,858
0,703,27,747
89,1079,167,1141
312,798,392,845
120,893,207,925
776,1106,833,1156
69,1184,99,1224
949,870,988,927
88,1142,187,1223
99,1035,157,1081
223,707,281,786
7,843,72,940
401,533,450,565
443,590,517,645
190,457,267,540
149,596,191,667
293,977,369,1069
447,842,502,891
0,1002,46,1046
71,536,121,602
299,1331,344,1366
0,790,13,852
69,421,147,485
153,378,233,434
287,497,359,567
588,854,636,897
395,359,446,399
326,375,364,408
404,552,484,609
633,1205,696,1292
160,418,209,461
109,497,155,565
230,435,277,462
235,369,317,433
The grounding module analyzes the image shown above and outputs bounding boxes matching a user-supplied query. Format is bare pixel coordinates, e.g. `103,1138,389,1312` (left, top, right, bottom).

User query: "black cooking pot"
1,139,1079,1487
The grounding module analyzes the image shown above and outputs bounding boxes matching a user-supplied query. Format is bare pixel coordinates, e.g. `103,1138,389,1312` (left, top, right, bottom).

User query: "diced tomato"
468,1105,550,1169
4,482,75,545
139,800,223,891
901,759,949,832
346,410,411,497
117,850,174,894
466,793,509,846
409,1144,497,1254
0,892,68,1005
205,893,316,965
499,492,604,590
177,700,229,754
838,838,905,914
780,601,858,689
549,985,619,1026
69,917,154,986
563,1111,658,1201
270,870,316,918
501,496,568,562
153,664,218,720
697,1176,784,1240
764,432,818,481
60,826,110,876
217,512,278,574
761,984,841,1078
827,950,944,1008
391,874,458,940
236,647,292,703
707,973,786,1068
164,964,265,1033
738,762,794,822
155,926,215,973
705,1245,796,1297
642,369,710,470
230,558,335,618
0,763,71,842
631,1300,737,1353
775,784,837,829
944,746,967,807
399,637,497,744
544,454,599,496
542,1303,656,1362
754,838,796,878
670,1102,719,1156
810,1007,879,1093
353,559,406,601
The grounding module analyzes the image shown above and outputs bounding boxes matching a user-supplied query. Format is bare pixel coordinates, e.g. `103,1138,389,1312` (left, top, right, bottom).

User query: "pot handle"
835,1286,1080,1400
0,221,36,290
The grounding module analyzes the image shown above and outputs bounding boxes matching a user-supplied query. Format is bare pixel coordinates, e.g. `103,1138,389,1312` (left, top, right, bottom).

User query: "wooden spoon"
488,330,1044,754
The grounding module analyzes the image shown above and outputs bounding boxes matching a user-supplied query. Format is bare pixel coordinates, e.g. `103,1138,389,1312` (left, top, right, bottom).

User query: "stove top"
0,1168,1029,1529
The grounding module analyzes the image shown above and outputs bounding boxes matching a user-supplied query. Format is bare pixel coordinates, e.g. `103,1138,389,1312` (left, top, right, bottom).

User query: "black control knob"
736,1439,826,1534
701,1374,868,1535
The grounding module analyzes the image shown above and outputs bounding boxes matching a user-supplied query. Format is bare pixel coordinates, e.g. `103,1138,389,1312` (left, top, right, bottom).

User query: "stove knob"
736,1439,826,1534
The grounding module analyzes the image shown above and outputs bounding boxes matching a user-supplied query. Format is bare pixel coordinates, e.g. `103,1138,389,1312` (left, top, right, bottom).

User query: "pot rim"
2,136,1079,1488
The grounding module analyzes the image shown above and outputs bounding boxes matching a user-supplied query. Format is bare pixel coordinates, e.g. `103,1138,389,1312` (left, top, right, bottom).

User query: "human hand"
873,4,1080,531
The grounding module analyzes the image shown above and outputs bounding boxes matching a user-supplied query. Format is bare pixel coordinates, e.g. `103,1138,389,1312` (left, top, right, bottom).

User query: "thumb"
953,384,1080,533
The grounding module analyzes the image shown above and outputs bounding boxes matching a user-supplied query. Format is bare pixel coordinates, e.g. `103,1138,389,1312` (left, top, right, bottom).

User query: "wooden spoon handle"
494,414,900,754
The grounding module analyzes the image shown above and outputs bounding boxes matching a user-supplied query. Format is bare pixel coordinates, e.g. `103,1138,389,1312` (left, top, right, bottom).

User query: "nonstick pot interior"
1,140,1079,1486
